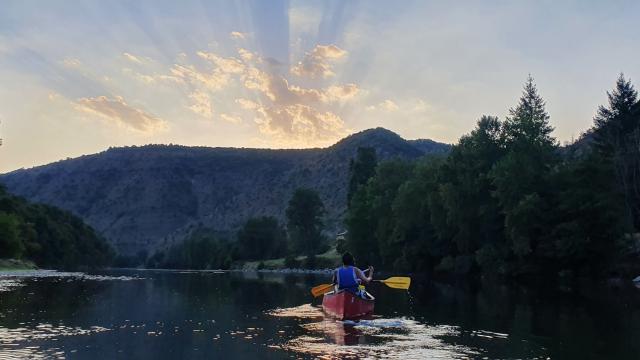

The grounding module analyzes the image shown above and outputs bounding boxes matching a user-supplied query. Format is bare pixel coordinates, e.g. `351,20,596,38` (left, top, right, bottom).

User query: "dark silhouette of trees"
286,188,326,256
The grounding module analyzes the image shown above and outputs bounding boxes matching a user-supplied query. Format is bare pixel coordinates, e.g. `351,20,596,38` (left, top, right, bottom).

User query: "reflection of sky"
1,0,639,172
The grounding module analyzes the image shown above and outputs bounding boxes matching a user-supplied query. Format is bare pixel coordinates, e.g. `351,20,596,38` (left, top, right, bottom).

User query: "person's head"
342,252,355,266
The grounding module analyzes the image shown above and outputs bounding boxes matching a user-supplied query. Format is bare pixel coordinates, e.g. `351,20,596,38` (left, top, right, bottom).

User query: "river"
0,269,638,359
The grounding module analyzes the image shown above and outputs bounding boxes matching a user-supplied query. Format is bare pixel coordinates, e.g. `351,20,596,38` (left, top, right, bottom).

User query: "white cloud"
123,52,144,64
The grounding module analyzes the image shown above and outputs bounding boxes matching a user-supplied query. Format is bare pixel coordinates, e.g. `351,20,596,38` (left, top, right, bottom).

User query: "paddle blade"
311,283,334,297
381,277,411,290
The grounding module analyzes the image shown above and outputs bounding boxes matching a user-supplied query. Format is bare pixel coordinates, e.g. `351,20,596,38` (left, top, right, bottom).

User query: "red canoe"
322,290,375,320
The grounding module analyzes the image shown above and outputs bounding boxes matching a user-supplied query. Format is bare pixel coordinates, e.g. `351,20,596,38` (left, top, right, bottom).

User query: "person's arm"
355,266,374,284
331,271,336,285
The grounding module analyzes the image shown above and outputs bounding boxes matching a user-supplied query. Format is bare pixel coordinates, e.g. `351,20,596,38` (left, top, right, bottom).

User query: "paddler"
332,252,374,298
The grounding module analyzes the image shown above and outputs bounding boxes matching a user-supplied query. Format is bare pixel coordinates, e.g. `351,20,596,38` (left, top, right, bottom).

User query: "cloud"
220,113,242,124
188,91,213,118
380,99,399,111
120,45,356,146
76,96,165,132
236,98,260,110
325,84,360,102
367,99,399,112
197,51,245,74
254,104,347,146
238,48,255,62
123,52,144,64
170,64,229,90
230,31,248,40
291,44,347,78
62,57,82,68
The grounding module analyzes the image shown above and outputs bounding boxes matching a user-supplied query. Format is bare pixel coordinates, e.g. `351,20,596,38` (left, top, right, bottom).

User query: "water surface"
0,269,638,359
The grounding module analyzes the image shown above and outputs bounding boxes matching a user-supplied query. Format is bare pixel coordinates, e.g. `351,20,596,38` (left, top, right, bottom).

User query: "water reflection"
1,269,639,359
267,303,479,359
0,322,110,359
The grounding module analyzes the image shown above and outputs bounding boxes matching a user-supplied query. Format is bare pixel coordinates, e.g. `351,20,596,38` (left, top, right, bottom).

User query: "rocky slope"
0,128,450,255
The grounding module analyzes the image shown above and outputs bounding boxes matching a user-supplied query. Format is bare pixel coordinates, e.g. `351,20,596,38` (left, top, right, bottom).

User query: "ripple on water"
265,304,480,359
0,324,110,360
0,270,143,281
0,279,24,292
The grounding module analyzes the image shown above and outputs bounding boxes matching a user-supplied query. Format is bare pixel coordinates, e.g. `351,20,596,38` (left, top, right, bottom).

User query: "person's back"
336,265,359,292
333,252,373,296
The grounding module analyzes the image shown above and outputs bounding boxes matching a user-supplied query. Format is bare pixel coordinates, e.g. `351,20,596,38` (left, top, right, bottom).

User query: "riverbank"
0,259,37,271
237,249,341,271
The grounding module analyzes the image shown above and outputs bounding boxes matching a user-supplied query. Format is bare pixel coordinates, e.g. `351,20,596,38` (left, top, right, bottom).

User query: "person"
332,252,373,297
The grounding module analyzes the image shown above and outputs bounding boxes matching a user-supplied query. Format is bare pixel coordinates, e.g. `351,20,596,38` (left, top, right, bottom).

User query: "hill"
0,185,113,269
0,128,450,256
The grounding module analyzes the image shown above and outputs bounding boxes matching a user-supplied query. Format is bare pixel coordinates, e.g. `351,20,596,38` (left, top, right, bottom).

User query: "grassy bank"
238,249,341,271
0,259,37,271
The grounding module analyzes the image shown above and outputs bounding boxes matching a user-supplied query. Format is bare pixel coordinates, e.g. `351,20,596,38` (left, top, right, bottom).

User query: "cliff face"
1,128,450,255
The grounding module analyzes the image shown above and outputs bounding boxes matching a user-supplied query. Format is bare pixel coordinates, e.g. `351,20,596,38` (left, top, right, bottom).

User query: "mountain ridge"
0,128,451,255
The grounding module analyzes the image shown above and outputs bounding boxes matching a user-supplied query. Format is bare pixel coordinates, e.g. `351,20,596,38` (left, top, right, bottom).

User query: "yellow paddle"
310,276,412,297
311,283,334,298
373,276,411,290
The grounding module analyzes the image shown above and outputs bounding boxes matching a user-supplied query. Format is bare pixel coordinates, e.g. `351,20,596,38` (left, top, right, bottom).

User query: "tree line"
0,185,114,269
346,75,640,279
146,187,330,270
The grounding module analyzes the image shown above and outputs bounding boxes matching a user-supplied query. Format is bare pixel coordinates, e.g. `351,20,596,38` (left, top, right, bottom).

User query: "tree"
346,160,414,267
439,116,505,257
0,212,23,258
347,147,378,207
501,75,555,153
237,216,287,261
286,188,325,256
491,76,557,273
592,74,640,229
593,73,638,155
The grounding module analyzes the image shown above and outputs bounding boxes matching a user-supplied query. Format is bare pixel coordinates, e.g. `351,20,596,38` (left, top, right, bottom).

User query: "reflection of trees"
407,279,640,358
0,278,109,326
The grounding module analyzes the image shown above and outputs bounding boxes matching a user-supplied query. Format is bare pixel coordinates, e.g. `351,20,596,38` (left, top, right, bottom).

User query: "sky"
0,0,639,173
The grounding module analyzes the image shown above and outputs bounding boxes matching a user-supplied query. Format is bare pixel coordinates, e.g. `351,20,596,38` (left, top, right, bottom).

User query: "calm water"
0,269,639,359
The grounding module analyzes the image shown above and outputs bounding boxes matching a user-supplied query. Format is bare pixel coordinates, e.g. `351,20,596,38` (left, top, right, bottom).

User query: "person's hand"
368,266,374,274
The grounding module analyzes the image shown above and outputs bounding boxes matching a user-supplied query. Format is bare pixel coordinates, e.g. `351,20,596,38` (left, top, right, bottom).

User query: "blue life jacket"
336,266,359,291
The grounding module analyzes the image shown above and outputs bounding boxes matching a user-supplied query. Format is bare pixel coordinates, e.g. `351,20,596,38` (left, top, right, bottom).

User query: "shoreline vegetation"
140,75,640,284
0,185,114,271
0,258,37,271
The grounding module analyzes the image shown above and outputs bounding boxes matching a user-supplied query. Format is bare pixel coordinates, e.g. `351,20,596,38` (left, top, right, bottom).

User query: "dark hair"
342,252,355,266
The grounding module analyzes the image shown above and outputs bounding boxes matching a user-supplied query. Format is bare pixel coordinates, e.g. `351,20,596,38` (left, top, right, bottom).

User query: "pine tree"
502,75,555,151
593,74,640,229
593,73,638,155
491,76,557,269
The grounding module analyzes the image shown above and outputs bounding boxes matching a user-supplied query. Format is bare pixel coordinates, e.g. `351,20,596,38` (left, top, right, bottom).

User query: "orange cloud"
230,31,248,40
254,104,347,147
188,91,213,119
291,44,347,78
77,96,165,132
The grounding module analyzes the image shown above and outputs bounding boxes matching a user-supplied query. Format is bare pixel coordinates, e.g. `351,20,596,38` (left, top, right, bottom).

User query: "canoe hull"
322,290,375,320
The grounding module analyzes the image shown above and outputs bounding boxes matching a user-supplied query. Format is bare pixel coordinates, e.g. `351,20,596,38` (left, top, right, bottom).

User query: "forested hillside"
0,129,450,257
0,185,113,269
